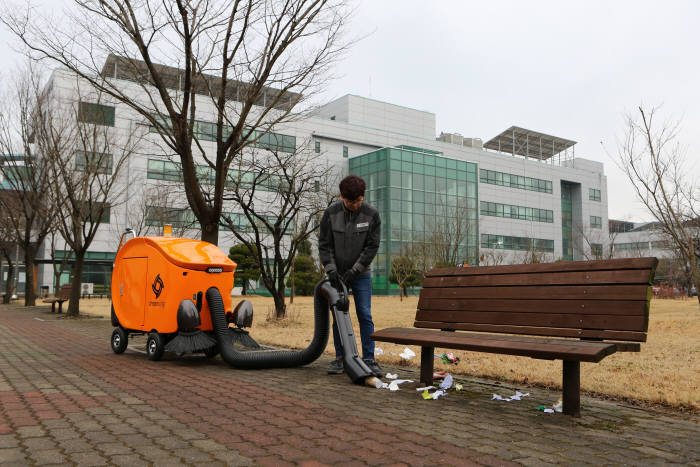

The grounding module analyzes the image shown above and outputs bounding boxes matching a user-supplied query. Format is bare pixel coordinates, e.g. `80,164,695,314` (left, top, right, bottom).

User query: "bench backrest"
416,257,658,342
56,284,72,300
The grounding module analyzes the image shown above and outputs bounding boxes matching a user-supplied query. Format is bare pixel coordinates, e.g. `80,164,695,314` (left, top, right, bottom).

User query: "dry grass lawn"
78,295,700,412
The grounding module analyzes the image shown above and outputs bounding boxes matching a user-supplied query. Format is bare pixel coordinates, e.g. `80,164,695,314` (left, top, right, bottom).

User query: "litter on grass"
385,373,398,379
492,391,530,402
439,374,453,390
375,347,384,356
416,386,435,391
439,352,460,365
455,383,463,391
399,347,416,360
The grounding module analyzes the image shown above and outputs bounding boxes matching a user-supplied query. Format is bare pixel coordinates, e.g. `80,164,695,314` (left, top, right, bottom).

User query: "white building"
20,59,609,296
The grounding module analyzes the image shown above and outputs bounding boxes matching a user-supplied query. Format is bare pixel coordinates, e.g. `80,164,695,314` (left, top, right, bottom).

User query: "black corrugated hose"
206,280,337,369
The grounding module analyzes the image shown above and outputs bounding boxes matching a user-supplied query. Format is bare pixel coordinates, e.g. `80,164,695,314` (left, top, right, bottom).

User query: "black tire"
146,332,165,361
111,327,128,354
203,346,219,358
110,304,120,327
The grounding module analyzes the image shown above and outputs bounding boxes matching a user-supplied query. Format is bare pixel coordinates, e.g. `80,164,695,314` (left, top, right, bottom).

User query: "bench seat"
371,257,657,417
372,328,620,362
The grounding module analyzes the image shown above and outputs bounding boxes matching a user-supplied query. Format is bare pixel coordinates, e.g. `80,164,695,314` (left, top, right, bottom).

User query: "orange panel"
117,257,148,329
112,236,236,334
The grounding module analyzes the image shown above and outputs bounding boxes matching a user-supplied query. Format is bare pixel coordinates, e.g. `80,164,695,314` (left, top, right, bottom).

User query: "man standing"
319,175,382,377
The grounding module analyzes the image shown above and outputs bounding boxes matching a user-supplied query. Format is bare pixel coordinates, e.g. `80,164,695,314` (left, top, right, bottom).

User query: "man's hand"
327,270,341,285
342,268,359,284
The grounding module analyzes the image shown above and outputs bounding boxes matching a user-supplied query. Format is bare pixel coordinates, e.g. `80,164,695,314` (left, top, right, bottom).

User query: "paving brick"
27,449,66,465
0,448,26,463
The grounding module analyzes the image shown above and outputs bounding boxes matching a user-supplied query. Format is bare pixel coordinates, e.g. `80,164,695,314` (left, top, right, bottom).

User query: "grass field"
78,295,700,412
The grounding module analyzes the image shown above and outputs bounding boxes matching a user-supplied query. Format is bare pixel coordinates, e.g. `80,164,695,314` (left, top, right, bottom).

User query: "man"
319,174,382,377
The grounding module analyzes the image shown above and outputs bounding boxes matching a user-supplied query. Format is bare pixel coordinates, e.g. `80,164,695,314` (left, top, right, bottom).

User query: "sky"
2,0,698,221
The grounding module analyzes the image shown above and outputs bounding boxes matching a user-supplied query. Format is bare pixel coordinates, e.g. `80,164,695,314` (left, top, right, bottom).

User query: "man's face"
341,195,364,212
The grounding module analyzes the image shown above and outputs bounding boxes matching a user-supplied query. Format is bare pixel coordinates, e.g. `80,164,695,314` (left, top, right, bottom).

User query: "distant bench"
43,284,72,313
372,258,658,417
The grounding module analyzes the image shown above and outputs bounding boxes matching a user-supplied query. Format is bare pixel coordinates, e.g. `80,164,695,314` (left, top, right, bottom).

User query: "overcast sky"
2,0,698,221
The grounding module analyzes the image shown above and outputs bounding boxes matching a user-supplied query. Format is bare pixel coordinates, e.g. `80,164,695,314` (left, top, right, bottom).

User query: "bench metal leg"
420,346,434,385
562,360,580,417
57,301,64,314
51,302,56,313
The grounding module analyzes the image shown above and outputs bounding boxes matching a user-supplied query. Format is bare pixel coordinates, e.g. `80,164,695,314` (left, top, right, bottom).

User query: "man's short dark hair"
339,175,366,201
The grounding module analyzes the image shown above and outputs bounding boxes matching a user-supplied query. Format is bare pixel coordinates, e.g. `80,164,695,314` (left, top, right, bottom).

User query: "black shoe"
364,359,383,377
327,359,344,374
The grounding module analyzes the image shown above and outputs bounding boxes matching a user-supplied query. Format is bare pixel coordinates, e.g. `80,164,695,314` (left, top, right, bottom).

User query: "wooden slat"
413,310,647,331
416,298,647,316
422,269,653,288
419,284,649,301
427,257,658,278
371,328,618,363
413,321,647,342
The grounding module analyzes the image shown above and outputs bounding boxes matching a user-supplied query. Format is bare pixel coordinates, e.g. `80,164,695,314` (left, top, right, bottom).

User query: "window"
590,215,602,229
81,202,110,224
591,243,603,258
315,141,320,153
343,146,348,158
146,206,195,228
589,188,601,202
78,102,115,126
480,201,553,223
614,242,648,251
75,151,113,175
314,180,320,192
147,159,183,181
479,169,552,194
480,233,554,252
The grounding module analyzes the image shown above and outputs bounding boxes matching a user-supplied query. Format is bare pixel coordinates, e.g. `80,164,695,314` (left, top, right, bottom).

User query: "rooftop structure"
484,126,577,164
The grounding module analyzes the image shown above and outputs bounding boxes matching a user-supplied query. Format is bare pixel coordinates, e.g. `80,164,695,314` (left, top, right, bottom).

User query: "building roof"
484,126,576,160
100,54,300,111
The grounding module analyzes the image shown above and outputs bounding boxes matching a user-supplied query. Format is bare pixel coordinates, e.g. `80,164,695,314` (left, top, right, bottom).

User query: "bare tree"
0,222,17,304
572,221,619,260
479,250,505,266
389,248,419,301
3,0,352,246
615,106,700,308
39,89,140,317
115,182,198,239
221,142,335,318
426,198,477,266
0,63,57,306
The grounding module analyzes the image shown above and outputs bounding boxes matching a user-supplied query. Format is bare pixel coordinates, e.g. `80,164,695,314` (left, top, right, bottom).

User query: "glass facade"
561,181,574,260
349,147,478,295
480,169,552,194
480,201,553,223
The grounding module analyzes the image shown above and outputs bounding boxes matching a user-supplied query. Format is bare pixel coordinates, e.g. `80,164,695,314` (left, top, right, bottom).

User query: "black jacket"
318,201,381,275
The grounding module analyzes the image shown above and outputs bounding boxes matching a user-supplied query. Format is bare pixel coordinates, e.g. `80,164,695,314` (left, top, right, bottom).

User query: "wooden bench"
371,257,657,417
43,284,72,313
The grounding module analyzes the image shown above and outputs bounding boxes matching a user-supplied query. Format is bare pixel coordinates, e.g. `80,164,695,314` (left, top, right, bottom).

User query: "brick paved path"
0,305,698,466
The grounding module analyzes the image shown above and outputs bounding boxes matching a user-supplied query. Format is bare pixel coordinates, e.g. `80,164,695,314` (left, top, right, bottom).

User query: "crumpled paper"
399,347,416,360
439,374,453,390
492,391,529,402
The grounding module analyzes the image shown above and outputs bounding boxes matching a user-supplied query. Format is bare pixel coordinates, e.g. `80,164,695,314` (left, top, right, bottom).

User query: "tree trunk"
3,259,14,304
273,290,286,319
23,247,36,307
242,280,247,296
66,252,85,317
200,223,219,245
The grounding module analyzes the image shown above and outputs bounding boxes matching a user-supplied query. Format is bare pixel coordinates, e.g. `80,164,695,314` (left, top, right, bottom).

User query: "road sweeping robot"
110,229,378,385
